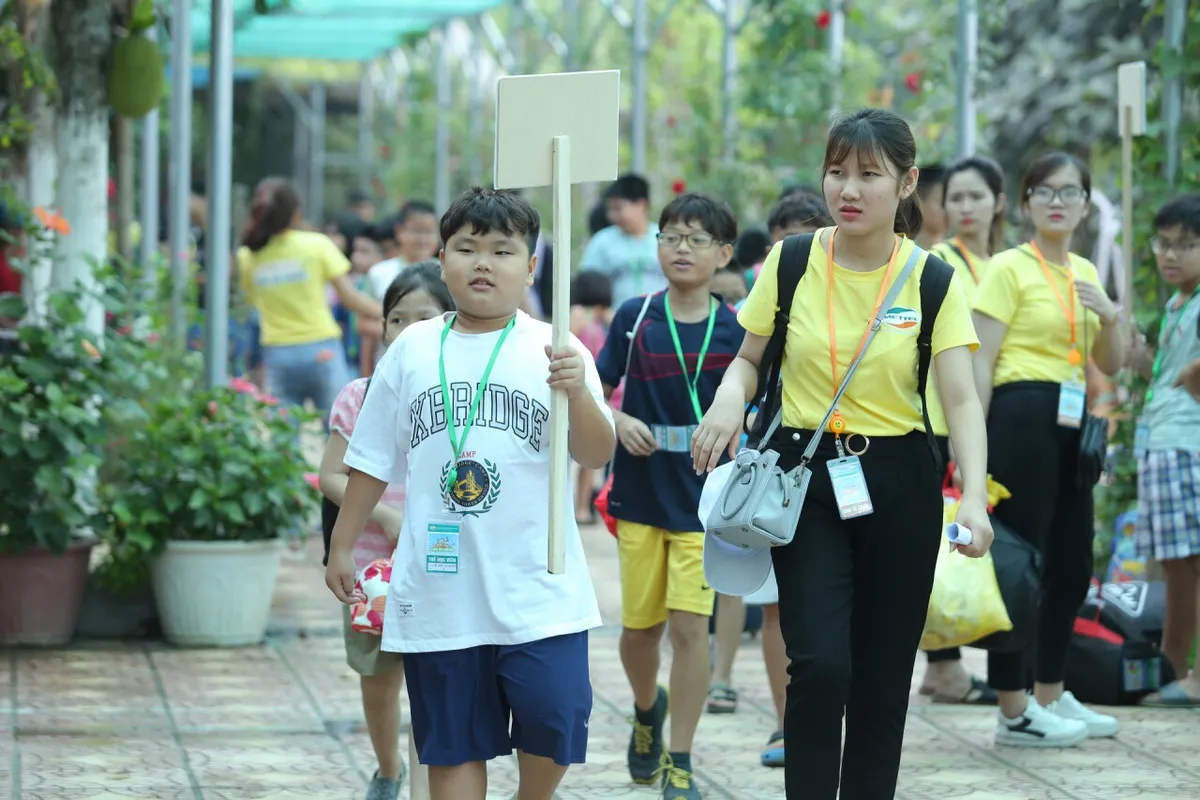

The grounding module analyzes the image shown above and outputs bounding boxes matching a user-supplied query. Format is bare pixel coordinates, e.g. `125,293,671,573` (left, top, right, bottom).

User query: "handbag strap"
758,242,926,463
623,293,655,378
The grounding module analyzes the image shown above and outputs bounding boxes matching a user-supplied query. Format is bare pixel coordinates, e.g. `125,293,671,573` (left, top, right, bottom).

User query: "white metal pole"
139,23,160,301
829,0,845,116
631,0,648,173
204,0,234,388
720,0,737,166
955,0,978,158
1163,0,1187,186
435,30,451,211
168,0,192,346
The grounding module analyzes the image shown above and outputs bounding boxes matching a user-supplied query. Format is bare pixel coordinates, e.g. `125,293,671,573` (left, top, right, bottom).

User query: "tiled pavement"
2,525,1199,800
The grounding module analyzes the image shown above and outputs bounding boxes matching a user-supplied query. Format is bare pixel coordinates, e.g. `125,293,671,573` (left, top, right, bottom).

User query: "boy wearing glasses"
595,193,742,799
1132,194,1200,708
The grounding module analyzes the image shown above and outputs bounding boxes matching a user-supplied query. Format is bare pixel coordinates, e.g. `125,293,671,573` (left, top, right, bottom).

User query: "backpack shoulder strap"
624,293,655,377
918,253,955,475
747,233,814,443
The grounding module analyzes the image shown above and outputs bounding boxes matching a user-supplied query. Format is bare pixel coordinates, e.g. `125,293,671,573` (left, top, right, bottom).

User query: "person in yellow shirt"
921,155,1008,703
237,178,382,429
972,152,1126,747
691,108,993,800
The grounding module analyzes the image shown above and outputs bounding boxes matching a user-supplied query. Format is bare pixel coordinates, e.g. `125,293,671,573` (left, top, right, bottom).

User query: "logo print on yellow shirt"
882,306,919,331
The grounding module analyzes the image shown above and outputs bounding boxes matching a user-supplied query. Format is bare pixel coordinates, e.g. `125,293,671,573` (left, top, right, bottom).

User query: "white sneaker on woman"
995,697,1089,748
1045,691,1119,738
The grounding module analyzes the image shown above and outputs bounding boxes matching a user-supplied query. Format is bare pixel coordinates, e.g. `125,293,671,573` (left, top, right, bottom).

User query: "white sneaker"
1045,691,1119,738
995,697,1089,748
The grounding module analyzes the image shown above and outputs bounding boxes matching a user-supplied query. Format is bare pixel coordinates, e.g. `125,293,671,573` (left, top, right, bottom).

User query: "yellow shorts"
617,520,715,629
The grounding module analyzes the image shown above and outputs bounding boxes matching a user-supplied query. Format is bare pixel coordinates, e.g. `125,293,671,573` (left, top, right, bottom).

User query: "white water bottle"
945,522,973,546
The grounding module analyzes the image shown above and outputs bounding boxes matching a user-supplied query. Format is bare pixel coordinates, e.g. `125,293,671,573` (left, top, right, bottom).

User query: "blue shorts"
403,631,592,767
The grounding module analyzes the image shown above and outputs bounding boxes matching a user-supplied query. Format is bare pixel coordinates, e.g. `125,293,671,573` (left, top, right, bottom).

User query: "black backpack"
967,517,1043,653
1065,580,1176,705
747,233,955,475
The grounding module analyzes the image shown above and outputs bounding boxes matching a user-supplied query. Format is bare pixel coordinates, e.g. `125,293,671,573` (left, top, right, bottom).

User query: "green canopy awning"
190,0,505,62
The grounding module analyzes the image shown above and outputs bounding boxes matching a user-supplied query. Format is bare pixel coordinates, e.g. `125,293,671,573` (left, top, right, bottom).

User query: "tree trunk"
50,0,111,336
23,91,57,324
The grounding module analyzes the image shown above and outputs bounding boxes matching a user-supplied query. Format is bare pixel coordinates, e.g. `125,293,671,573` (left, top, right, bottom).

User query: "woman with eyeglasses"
972,152,1127,747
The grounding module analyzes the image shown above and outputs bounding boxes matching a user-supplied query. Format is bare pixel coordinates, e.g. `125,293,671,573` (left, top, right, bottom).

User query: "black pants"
925,435,961,664
985,382,1094,690
771,429,941,800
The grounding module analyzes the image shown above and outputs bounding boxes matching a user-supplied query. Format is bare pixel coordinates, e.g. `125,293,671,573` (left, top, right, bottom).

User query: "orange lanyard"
826,230,901,433
1029,241,1083,367
952,236,980,283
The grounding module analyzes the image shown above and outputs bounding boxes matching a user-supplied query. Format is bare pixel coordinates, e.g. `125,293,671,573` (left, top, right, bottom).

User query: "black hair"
382,259,455,319
347,188,372,207
588,201,610,236
241,177,300,252
658,192,738,244
823,109,922,238
605,173,650,204
1019,152,1092,206
767,192,833,233
333,212,366,258
778,183,821,202
942,156,1006,253
734,228,772,269
439,187,541,256
916,164,946,198
712,265,749,290
571,270,613,308
397,200,437,225
1154,194,1200,238
376,213,400,240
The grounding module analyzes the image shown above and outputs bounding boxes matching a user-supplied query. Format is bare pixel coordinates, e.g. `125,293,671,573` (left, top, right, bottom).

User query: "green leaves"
0,294,27,319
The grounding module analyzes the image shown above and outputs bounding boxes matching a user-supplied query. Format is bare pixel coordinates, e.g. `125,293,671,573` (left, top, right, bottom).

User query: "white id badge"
1134,422,1149,456
827,456,874,520
1057,381,1086,429
425,519,461,574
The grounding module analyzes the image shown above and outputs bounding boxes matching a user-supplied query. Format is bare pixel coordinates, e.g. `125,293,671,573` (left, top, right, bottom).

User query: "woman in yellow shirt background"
692,109,993,800
237,178,383,429
972,152,1126,748
922,155,1008,703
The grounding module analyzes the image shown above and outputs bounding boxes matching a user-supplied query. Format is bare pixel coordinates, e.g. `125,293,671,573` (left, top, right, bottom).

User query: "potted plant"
116,378,314,646
0,275,116,645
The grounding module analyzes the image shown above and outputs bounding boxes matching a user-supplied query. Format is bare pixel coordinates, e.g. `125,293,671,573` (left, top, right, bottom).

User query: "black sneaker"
627,685,669,784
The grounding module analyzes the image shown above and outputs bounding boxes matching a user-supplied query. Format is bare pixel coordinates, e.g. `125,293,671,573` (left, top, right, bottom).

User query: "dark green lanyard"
438,314,515,493
663,294,717,423
1147,291,1197,404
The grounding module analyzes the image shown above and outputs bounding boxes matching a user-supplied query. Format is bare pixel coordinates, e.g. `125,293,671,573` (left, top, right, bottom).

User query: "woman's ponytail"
895,192,923,239
240,178,300,252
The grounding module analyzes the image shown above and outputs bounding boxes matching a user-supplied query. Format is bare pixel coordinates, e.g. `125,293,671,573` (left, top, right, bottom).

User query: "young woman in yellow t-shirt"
692,109,993,800
972,152,1126,747
237,178,382,428
921,155,1008,703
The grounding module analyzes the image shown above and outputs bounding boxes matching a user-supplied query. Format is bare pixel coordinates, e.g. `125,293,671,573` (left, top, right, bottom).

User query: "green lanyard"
1147,292,1197,404
438,314,516,493
663,293,718,423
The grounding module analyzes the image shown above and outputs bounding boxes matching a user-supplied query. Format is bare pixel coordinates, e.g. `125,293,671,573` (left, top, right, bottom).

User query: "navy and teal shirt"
596,292,744,532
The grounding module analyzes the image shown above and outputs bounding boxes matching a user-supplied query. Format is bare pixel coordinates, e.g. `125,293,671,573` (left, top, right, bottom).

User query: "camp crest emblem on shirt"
441,453,502,516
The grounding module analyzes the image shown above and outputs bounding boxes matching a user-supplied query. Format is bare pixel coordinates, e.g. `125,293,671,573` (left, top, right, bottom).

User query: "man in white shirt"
367,200,441,299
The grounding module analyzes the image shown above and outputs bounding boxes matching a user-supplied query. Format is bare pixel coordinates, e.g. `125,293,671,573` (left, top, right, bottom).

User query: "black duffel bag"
968,517,1042,653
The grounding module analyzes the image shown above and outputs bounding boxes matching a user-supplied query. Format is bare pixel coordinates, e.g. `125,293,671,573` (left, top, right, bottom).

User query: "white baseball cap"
698,461,773,596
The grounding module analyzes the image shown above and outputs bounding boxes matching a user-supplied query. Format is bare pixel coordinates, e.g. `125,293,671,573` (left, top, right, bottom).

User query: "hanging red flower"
671,179,686,195
815,10,832,29
666,115,677,128
904,72,922,94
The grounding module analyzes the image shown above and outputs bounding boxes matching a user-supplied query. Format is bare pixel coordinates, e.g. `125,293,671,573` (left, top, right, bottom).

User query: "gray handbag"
705,244,925,550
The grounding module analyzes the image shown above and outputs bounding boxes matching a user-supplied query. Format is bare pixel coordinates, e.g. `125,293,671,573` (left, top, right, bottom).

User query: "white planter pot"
152,538,283,647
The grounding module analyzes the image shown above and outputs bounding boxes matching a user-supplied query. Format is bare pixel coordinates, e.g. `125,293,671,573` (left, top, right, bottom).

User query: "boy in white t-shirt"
326,187,616,800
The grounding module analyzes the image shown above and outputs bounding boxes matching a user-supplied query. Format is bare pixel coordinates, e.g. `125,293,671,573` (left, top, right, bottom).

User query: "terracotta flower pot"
0,540,95,646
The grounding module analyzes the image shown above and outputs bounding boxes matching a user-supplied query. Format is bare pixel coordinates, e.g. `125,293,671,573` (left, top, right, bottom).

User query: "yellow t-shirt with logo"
926,241,989,437
738,229,980,437
237,229,351,347
973,244,1103,387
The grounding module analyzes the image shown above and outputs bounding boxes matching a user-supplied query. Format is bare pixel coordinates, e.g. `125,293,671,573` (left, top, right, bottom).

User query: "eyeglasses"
1150,237,1200,256
657,232,722,249
1026,185,1087,206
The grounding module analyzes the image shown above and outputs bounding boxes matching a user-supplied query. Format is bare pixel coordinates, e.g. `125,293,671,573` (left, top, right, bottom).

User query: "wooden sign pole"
493,70,621,574
548,135,572,574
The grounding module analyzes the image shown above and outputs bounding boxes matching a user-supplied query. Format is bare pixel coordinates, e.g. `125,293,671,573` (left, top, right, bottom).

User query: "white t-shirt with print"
343,311,610,653
367,257,405,300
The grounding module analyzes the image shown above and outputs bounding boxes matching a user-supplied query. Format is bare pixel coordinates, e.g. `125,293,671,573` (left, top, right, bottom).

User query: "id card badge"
425,519,461,574
827,456,874,520
1057,381,1086,429
1134,421,1149,456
